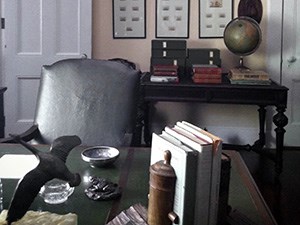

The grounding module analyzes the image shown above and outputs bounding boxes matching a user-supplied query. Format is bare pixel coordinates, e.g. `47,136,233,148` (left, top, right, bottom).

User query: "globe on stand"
223,16,262,69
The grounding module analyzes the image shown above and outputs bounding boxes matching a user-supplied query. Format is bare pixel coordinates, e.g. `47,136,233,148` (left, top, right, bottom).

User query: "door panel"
56,0,81,55
2,0,91,134
267,0,300,147
282,0,300,146
17,1,42,54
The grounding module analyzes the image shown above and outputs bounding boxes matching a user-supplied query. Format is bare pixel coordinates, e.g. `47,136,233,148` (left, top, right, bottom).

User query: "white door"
1,0,92,135
267,0,300,147
282,0,300,146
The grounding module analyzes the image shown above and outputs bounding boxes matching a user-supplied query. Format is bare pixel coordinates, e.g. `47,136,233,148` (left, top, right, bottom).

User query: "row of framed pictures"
113,0,233,39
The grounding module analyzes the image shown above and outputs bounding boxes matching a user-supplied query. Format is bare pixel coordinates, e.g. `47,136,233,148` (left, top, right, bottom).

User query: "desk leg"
252,106,266,150
144,101,151,146
273,106,288,174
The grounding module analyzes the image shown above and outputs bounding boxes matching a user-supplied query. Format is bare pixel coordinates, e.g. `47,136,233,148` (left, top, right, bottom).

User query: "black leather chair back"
32,58,140,147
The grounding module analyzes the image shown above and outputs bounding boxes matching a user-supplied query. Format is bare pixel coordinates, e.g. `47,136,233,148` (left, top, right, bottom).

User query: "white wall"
92,0,279,147
92,0,268,72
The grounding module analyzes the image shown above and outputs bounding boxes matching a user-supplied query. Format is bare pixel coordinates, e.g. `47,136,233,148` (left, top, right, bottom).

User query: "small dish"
81,146,120,168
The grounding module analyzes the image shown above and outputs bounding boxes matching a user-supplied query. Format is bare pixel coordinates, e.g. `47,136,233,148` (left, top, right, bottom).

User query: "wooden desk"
0,145,276,225
140,74,289,174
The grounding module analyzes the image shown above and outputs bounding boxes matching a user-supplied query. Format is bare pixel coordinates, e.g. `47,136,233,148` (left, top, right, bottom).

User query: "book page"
173,122,214,225
164,126,206,152
176,121,213,144
180,121,223,225
0,154,39,179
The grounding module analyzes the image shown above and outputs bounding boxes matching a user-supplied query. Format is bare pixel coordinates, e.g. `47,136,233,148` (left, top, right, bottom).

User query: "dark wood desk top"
141,73,288,106
0,144,276,225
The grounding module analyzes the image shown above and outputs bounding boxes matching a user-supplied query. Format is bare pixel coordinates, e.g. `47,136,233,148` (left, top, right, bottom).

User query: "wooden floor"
240,149,300,225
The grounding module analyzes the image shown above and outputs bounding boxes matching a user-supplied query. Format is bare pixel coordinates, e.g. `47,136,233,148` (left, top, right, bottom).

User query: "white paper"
0,154,39,179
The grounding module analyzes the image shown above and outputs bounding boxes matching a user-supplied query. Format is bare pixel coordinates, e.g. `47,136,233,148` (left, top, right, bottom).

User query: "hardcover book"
229,68,269,80
192,66,222,75
192,77,222,84
150,121,222,225
178,121,222,225
151,64,179,82
150,75,179,83
151,133,198,225
193,74,222,79
191,64,222,84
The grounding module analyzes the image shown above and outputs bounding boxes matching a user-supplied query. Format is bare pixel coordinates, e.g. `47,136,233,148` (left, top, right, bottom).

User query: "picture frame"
156,0,189,38
199,0,233,38
113,0,146,39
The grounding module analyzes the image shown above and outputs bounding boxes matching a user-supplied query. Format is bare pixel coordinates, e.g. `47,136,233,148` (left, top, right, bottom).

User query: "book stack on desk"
150,121,222,225
228,68,271,85
150,39,187,81
186,48,222,79
192,65,222,84
150,64,179,83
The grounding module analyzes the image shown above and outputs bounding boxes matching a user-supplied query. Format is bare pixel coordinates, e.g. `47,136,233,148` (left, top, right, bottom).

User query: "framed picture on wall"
113,0,146,39
199,0,233,38
156,0,189,38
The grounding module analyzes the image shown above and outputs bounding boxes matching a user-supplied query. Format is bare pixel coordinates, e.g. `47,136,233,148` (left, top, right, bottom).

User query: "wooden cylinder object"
148,150,178,225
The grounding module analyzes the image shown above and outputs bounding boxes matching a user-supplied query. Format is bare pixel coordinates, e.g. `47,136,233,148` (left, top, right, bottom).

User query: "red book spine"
193,73,221,79
153,71,178,76
192,77,222,84
193,67,222,75
153,65,178,71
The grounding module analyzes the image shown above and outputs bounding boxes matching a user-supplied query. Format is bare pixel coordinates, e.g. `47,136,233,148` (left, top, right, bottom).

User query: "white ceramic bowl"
81,146,119,168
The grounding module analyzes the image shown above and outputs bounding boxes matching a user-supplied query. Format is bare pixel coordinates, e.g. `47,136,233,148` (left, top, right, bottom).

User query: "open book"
150,121,222,225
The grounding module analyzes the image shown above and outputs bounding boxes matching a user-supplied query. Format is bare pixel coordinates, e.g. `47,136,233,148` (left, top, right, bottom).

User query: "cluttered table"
140,73,288,175
0,144,276,225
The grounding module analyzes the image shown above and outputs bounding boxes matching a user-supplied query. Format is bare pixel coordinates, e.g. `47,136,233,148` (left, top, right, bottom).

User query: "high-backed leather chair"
1,58,141,147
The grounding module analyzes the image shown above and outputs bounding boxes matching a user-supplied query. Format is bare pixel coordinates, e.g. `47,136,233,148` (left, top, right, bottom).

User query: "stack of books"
150,121,222,225
150,64,179,83
107,204,148,225
151,39,187,81
228,68,271,85
192,65,222,84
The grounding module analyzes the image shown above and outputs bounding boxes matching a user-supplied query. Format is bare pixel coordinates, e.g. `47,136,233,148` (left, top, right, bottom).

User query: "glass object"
39,179,74,204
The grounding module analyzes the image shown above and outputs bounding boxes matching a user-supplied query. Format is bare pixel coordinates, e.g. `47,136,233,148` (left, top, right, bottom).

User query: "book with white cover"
151,133,198,225
179,121,222,225
164,125,213,225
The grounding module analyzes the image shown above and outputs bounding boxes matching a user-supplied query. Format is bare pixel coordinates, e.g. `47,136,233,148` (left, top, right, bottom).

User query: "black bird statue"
5,135,82,225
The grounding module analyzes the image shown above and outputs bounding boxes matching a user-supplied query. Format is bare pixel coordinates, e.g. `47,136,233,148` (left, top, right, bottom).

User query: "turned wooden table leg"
144,101,151,146
273,106,288,175
258,106,266,146
252,105,266,150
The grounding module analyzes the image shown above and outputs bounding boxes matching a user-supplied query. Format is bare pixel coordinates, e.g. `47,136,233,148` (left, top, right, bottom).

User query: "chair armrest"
0,125,40,143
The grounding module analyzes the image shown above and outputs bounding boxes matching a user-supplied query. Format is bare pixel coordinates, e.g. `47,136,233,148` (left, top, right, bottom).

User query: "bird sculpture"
5,135,82,225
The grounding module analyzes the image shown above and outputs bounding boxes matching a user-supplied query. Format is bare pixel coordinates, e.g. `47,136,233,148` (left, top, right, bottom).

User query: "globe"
223,16,261,57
